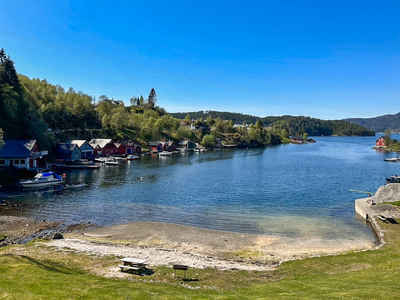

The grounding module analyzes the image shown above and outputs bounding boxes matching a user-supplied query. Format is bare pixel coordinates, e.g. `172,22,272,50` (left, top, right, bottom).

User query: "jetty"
355,183,400,248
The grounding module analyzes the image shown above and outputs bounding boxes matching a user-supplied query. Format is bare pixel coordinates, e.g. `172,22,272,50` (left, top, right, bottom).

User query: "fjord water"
16,135,400,242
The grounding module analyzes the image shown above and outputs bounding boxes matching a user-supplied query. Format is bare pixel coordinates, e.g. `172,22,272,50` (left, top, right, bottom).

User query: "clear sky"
1,0,399,120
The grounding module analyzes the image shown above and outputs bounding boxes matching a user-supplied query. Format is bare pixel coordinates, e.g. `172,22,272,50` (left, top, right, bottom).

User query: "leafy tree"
202,134,215,148
175,126,193,140
185,114,191,121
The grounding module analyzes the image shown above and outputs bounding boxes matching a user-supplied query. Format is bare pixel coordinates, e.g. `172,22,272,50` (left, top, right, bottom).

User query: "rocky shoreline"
0,211,377,272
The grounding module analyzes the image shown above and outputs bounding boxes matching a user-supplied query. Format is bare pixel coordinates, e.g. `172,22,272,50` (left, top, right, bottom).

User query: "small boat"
384,157,400,162
105,160,119,165
386,175,400,184
65,183,86,189
126,155,139,160
20,172,63,189
159,151,173,156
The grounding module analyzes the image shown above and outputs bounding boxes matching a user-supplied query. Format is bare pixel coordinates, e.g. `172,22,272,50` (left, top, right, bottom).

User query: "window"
0,160,5,165
14,160,19,164
20,159,25,165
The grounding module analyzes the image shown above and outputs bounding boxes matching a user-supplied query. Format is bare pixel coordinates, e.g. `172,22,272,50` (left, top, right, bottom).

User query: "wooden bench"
173,264,189,279
118,265,140,271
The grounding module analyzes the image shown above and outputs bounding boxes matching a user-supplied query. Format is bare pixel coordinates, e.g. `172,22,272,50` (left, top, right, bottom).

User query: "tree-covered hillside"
345,113,400,133
172,111,375,136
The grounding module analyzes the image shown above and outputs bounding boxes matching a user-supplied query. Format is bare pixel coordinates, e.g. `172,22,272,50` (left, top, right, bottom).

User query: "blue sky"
1,0,399,120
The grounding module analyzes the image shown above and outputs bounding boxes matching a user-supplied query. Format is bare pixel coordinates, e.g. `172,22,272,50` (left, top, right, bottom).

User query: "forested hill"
171,111,375,136
170,111,261,124
344,112,400,133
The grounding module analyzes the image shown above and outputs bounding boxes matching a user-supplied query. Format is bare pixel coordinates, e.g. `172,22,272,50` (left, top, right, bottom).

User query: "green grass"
1,220,400,299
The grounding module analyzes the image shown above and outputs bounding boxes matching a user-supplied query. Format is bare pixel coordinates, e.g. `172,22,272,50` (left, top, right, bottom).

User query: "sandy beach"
48,221,377,271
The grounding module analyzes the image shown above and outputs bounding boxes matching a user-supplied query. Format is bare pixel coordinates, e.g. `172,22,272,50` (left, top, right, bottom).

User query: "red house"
375,136,386,148
115,139,139,155
89,139,117,156
148,141,162,152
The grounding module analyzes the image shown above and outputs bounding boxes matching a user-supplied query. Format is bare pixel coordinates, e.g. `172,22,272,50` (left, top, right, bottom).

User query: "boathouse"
69,140,94,159
375,136,386,148
178,140,197,151
0,140,48,170
161,140,177,152
89,139,117,156
54,144,82,162
148,141,163,152
115,139,141,154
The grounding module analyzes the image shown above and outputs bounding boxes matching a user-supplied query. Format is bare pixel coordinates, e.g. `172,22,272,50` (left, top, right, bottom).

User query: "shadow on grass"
2,254,76,275
121,268,155,277
182,278,199,282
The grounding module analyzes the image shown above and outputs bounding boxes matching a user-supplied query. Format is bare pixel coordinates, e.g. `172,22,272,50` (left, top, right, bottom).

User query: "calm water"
10,135,400,242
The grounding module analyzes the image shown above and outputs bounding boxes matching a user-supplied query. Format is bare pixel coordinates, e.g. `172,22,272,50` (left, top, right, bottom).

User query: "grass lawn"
1,220,400,299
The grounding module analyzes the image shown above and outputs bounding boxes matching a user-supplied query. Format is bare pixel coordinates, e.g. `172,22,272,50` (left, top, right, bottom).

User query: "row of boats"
21,149,207,188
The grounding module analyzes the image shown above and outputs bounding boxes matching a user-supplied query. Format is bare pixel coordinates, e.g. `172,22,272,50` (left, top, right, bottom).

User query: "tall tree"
147,88,157,109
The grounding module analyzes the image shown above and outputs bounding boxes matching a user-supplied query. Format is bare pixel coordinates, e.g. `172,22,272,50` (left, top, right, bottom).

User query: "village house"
291,136,304,143
0,140,48,170
160,140,177,152
190,124,210,131
178,140,197,151
375,136,386,148
115,139,142,155
148,141,163,153
54,144,82,162
89,139,117,156
69,140,94,159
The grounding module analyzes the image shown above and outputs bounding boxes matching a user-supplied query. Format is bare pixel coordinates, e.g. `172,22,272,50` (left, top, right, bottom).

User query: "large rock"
373,184,400,204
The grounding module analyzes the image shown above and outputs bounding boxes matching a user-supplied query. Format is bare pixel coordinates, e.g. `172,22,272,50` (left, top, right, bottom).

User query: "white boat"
159,151,173,156
105,160,119,165
20,172,63,188
126,155,139,160
65,183,86,189
384,157,400,162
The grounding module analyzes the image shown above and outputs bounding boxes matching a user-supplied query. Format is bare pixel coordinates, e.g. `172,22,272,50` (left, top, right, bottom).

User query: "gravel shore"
48,221,376,271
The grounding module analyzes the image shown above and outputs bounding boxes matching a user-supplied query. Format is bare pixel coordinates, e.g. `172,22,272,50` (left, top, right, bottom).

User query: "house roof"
0,140,38,158
148,141,162,146
89,139,113,149
69,140,93,149
55,143,81,155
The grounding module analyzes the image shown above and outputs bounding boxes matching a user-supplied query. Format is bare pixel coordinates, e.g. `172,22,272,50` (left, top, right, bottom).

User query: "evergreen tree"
147,88,157,109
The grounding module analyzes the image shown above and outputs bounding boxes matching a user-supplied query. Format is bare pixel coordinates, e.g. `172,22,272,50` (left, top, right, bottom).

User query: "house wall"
117,145,126,155
376,137,386,147
102,144,117,155
71,147,82,161
80,143,94,158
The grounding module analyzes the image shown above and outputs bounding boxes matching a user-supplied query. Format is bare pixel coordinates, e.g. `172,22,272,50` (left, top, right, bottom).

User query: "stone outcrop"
372,183,400,204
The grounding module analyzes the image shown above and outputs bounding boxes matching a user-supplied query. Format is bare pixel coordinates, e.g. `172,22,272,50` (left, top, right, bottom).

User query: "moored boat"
159,151,173,156
126,155,139,160
20,172,63,189
384,157,400,162
386,175,400,184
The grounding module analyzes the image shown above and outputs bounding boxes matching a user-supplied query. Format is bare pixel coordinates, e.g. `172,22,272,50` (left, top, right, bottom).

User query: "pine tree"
147,88,157,109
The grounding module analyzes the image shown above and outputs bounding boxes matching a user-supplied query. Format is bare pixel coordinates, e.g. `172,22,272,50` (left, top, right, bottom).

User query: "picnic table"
118,257,147,272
